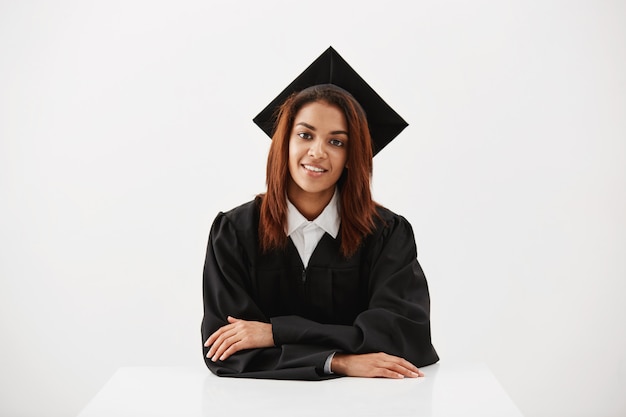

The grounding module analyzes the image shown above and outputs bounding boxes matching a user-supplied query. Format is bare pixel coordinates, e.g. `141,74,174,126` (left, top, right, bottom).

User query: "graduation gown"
201,198,439,380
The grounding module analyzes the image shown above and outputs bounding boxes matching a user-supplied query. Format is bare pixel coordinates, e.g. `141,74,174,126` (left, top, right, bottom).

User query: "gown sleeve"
201,210,338,380
270,212,439,369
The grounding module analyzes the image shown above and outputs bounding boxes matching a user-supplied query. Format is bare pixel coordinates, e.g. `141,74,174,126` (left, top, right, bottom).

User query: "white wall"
1,1,624,416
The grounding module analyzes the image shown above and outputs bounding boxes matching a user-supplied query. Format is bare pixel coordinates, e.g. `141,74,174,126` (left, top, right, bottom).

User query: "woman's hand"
331,352,424,379
204,316,274,362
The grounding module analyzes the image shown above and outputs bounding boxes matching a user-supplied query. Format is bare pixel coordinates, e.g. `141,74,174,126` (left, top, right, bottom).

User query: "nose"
308,139,326,158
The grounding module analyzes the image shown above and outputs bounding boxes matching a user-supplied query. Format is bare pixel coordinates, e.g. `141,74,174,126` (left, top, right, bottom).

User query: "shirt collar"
286,189,341,238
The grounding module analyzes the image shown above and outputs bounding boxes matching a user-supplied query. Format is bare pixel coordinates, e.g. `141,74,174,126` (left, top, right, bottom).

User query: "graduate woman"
201,47,439,380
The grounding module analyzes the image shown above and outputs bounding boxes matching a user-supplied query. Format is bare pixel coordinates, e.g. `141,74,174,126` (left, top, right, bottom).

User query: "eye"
298,132,313,140
329,139,345,147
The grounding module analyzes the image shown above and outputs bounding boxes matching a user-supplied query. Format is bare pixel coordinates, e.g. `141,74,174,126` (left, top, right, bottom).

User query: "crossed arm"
202,210,438,378
204,316,424,379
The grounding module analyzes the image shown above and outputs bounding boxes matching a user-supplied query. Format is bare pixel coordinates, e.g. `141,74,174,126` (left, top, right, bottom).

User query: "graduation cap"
253,46,408,156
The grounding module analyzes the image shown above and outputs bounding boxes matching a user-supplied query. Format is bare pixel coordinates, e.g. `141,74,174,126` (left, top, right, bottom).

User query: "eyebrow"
295,122,348,136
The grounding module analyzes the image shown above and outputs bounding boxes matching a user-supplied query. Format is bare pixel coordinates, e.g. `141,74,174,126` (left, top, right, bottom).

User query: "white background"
1,1,624,416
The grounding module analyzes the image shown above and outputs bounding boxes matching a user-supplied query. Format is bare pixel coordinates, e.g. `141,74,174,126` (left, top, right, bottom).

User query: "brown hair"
258,84,379,258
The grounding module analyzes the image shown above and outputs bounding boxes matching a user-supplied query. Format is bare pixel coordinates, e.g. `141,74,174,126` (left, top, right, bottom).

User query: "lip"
302,164,327,172
301,163,327,177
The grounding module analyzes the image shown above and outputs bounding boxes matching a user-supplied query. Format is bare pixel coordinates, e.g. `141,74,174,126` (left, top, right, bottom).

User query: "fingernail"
212,355,218,362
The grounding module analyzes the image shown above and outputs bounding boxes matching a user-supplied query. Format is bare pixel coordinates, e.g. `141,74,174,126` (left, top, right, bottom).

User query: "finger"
392,361,422,378
205,316,241,347
389,356,423,377
205,323,232,347
370,353,420,378
384,361,421,378
219,340,245,361
206,327,237,357
205,330,224,348
209,327,239,357
207,338,221,359
374,367,406,379
382,354,421,376
212,334,241,362
208,338,226,361
206,340,221,359
204,328,222,347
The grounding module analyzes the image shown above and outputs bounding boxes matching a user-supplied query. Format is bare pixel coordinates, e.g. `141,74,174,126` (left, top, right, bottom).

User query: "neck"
287,186,335,221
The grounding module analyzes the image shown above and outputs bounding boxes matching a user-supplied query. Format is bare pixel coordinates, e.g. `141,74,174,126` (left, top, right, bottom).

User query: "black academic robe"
201,198,439,380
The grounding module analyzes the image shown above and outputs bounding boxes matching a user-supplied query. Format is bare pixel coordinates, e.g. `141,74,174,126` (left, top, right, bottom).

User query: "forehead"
294,101,347,127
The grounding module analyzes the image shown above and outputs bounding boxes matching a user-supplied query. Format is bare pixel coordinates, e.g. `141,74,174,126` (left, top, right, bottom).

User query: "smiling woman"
287,101,348,218
200,47,439,380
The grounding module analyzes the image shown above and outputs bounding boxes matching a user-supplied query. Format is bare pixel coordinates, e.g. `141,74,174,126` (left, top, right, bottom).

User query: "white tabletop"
77,362,523,417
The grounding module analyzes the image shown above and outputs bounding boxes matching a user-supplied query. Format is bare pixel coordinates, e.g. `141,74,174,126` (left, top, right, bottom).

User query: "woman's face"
287,100,348,206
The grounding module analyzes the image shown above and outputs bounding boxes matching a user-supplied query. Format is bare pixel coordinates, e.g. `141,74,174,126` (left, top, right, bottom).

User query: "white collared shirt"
286,189,341,268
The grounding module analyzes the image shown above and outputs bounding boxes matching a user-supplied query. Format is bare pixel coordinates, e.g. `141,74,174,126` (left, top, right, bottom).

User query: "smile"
303,164,327,173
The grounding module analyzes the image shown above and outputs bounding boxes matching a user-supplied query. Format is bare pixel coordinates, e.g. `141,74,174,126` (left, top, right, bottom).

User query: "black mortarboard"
253,46,408,156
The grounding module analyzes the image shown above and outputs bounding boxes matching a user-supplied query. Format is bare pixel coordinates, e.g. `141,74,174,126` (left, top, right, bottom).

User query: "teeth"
304,165,325,172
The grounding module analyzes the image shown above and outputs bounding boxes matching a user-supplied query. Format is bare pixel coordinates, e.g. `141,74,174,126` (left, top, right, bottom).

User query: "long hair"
258,84,379,258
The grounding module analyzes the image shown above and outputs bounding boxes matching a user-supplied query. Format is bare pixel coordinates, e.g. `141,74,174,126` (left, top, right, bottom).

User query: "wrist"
331,353,348,375
266,322,276,347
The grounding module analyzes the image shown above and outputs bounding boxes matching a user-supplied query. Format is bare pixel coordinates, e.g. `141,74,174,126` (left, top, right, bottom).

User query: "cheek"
288,146,302,174
287,139,296,163
333,152,348,171
288,138,307,163
288,148,298,168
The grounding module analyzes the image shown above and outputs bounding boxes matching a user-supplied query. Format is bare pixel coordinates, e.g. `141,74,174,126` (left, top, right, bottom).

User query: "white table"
77,362,523,416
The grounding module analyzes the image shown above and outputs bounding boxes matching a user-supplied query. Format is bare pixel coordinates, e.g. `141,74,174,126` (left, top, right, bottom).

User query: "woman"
201,81,439,380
